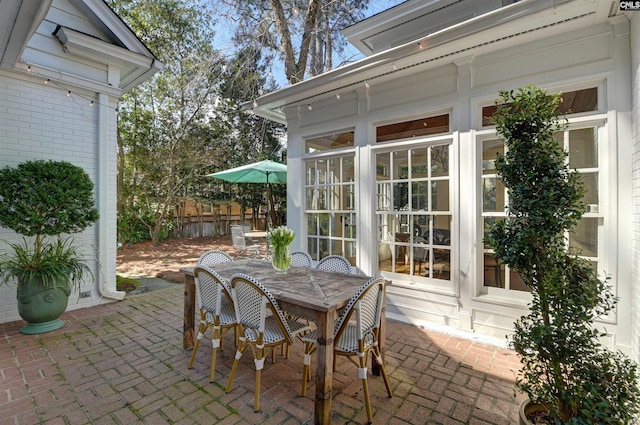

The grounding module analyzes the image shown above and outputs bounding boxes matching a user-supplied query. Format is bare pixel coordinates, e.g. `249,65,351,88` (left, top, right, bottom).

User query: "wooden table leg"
314,308,336,424
183,273,195,350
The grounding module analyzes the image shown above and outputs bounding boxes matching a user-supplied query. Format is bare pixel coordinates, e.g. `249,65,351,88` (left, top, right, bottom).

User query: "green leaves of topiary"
0,160,99,289
486,85,640,423
0,160,99,237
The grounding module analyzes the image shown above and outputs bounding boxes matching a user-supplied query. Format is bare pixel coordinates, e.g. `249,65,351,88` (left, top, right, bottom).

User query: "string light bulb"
307,104,312,111
45,78,50,84
90,100,94,107
67,90,71,96
27,65,31,72
252,100,258,108
336,93,341,100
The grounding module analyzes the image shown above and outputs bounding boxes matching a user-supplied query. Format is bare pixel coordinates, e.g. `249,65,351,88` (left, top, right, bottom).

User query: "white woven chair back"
316,255,351,274
230,273,296,343
333,276,385,350
230,225,247,249
194,265,234,315
291,251,313,267
197,250,233,267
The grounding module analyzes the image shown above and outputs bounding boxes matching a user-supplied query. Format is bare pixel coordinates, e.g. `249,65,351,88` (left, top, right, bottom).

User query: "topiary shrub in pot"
486,85,640,424
0,160,99,334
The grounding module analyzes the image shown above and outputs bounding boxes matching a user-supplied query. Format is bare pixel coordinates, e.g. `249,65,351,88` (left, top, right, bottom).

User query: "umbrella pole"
268,184,277,228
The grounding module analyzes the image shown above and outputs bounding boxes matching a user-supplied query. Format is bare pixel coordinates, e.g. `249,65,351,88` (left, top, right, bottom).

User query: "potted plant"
0,160,99,334
486,85,640,424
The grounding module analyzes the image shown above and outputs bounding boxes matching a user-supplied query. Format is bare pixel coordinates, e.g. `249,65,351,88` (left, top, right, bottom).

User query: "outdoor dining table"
181,259,390,425
243,230,270,252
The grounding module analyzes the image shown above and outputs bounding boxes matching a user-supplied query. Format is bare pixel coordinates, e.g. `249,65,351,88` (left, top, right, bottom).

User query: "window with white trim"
480,88,604,294
375,113,452,282
304,133,356,264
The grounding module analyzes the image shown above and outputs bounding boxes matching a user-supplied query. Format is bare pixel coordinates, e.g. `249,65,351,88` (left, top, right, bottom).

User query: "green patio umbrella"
208,159,287,228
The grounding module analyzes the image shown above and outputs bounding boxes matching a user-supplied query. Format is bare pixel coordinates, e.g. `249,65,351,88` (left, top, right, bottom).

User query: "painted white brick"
0,72,116,324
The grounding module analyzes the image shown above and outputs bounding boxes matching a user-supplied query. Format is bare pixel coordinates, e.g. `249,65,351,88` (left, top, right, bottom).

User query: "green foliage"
116,275,141,292
0,160,99,289
117,207,152,244
0,237,92,289
117,204,171,245
109,0,286,242
0,160,99,237
486,85,640,423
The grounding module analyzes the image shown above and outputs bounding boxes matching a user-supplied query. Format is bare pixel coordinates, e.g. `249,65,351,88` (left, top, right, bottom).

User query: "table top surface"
184,259,376,313
243,231,268,238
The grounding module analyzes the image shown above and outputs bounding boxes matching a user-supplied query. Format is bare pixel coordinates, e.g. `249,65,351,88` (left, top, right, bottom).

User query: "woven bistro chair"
291,251,313,267
197,249,233,266
226,273,311,412
300,276,393,424
188,265,237,383
315,254,352,274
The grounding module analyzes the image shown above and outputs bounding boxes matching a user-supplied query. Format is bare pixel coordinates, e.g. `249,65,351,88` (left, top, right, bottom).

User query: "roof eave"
251,0,598,121
0,0,52,70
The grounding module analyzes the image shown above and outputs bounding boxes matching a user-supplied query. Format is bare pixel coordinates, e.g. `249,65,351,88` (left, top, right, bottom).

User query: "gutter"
97,92,125,301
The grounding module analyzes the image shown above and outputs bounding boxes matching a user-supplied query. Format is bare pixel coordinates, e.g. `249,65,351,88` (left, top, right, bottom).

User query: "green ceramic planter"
16,277,71,334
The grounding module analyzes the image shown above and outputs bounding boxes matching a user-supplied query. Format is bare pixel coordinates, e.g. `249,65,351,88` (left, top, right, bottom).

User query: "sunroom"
249,0,634,352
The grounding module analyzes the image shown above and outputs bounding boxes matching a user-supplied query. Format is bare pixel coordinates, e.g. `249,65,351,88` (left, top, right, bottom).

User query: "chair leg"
188,318,207,369
254,347,266,412
301,342,312,396
225,338,246,394
358,355,373,424
209,324,221,383
373,346,393,398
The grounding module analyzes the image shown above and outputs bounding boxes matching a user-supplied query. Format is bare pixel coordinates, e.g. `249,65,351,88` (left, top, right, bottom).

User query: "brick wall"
0,72,101,323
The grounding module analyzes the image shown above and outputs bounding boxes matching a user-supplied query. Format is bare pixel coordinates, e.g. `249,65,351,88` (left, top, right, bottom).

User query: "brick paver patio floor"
0,285,524,424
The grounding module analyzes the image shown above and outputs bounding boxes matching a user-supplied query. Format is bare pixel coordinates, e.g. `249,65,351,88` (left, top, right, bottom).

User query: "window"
480,138,526,291
376,114,449,142
306,131,354,153
305,155,356,264
480,124,603,293
558,127,600,266
376,143,452,280
481,87,598,126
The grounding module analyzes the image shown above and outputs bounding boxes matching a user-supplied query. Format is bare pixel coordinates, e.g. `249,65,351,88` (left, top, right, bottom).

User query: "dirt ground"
116,235,239,283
